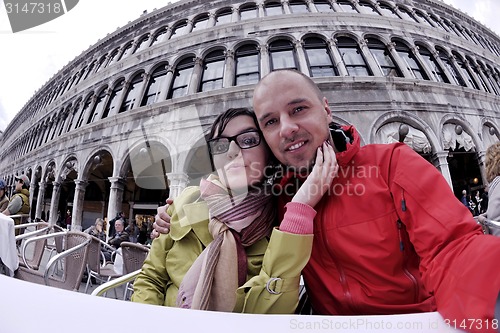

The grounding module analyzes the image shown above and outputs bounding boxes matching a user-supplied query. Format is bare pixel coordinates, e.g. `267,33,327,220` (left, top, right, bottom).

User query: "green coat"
131,186,313,314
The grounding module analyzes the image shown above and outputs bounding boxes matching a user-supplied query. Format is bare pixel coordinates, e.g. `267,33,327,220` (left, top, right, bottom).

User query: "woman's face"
211,115,269,191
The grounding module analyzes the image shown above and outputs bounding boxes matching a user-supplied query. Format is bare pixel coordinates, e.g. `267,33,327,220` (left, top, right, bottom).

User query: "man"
156,69,500,332
2,175,31,236
103,218,129,262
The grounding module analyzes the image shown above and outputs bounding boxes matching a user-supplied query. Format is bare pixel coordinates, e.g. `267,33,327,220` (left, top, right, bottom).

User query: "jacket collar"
170,200,213,247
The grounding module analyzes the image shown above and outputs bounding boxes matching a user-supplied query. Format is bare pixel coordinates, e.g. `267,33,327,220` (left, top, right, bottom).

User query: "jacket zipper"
397,191,419,303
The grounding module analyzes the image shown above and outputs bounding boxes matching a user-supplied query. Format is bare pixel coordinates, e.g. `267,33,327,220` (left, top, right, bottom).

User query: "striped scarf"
176,174,275,311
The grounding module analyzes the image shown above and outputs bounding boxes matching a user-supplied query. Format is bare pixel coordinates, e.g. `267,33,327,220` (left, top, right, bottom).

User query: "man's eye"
264,119,277,127
293,106,305,114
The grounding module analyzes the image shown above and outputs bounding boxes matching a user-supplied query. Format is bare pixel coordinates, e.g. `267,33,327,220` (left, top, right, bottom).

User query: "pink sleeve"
279,202,316,235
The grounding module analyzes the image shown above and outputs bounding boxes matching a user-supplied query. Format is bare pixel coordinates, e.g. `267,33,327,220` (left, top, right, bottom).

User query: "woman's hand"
291,141,338,208
150,198,174,239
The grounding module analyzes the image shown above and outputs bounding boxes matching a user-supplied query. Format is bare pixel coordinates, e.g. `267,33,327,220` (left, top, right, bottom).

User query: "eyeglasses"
208,130,262,155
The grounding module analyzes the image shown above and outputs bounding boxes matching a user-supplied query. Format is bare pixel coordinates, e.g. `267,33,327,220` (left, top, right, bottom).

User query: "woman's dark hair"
207,108,259,141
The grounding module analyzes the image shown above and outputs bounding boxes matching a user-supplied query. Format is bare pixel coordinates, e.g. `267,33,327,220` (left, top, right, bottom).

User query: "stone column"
257,3,265,18
207,12,217,27
387,42,411,78
411,46,434,81
223,50,235,88
432,151,453,189
132,73,150,109
35,181,46,220
282,0,291,14
158,65,174,101
464,59,486,92
328,38,348,76
231,6,239,22
259,44,271,76
330,0,342,12
306,0,317,13
48,181,62,226
359,39,383,76
431,50,455,84
166,173,189,199
294,40,310,75
188,57,204,94
71,179,88,231
477,150,487,187
106,177,126,236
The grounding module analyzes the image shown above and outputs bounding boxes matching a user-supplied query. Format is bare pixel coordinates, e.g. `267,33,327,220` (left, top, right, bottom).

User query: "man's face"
253,71,332,172
115,220,124,232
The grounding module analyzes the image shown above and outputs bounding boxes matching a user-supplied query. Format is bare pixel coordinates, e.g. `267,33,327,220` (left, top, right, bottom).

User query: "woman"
0,180,9,212
132,108,337,313
478,142,500,236
85,218,106,242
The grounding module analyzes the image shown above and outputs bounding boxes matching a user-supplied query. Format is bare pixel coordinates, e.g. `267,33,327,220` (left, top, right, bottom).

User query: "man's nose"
226,140,241,159
279,117,299,139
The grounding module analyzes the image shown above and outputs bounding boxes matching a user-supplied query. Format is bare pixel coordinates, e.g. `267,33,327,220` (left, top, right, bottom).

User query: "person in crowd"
2,175,31,235
102,218,129,262
125,219,139,243
460,189,469,208
132,107,337,313
478,142,500,237
108,211,125,238
481,186,489,214
64,209,72,230
154,69,500,332
84,218,106,242
0,179,9,212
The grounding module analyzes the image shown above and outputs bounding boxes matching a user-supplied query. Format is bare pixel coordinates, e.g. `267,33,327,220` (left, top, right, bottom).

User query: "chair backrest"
87,235,104,274
53,231,91,291
120,242,149,274
20,222,50,270
52,225,66,253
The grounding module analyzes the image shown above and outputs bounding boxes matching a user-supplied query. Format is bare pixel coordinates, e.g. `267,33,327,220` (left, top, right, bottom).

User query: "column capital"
74,179,88,189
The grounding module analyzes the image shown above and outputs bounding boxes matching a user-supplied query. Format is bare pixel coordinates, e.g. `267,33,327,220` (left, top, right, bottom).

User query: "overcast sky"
0,0,499,132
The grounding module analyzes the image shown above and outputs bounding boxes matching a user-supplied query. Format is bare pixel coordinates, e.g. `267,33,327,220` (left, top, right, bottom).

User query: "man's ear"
323,97,333,122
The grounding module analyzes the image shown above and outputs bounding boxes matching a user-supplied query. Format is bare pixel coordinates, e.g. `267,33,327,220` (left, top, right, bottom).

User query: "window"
414,11,432,27
367,38,401,77
304,37,338,77
119,43,134,61
87,88,108,124
393,41,428,80
438,49,466,87
169,57,195,99
314,0,333,13
134,35,150,53
235,44,260,85
337,0,357,13
441,19,460,36
83,62,95,80
191,14,209,32
215,8,232,25
377,3,399,18
429,15,446,31
141,66,169,106
397,7,418,23
486,64,500,95
75,95,93,129
106,49,120,67
357,1,379,15
171,21,189,38
265,1,283,16
120,74,143,113
418,46,449,83
102,80,125,118
150,28,168,47
269,40,297,70
468,58,490,93
289,0,309,14
451,53,477,89
240,4,258,20
94,55,107,73
200,50,225,92
337,37,371,76
65,100,80,132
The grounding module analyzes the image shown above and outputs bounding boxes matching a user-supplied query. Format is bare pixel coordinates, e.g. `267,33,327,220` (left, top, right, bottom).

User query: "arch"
268,37,298,70
239,2,258,20
191,13,210,32
120,71,145,113
215,7,233,25
168,55,196,99
199,48,227,92
302,35,338,77
235,42,261,85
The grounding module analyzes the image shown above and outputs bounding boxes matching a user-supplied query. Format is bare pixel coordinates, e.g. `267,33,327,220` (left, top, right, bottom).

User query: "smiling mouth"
286,141,306,152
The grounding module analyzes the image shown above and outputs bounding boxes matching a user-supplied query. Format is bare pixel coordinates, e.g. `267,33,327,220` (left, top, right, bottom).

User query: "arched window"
393,41,428,80
141,65,169,106
417,45,449,83
134,35,150,53
289,0,309,14
200,50,226,92
428,15,446,31
65,100,81,132
437,49,466,87
397,7,418,23
83,61,96,80
120,74,144,113
450,53,477,89
102,79,125,119
367,38,401,77
314,0,333,13
467,57,489,93
358,1,380,15
150,28,168,47
75,94,93,129
87,87,108,124
191,14,209,32
94,55,107,73
235,44,260,85
265,1,283,16
337,0,357,13
106,48,120,67
240,4,258,20
337,37,371,76
414,10,433,27
169,57,195,99
303,37,338,77
269,40,297,70
486,64,500,95
118,43,134,61
171,20,189,38
377,3,398,18
215,8,232,25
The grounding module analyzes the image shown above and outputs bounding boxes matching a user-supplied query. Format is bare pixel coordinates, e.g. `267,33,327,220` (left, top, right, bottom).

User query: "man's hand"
292,141,338,207
151,198,173,239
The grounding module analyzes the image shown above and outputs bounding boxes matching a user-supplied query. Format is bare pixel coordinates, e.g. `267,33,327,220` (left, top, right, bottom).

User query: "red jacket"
278,126,500,333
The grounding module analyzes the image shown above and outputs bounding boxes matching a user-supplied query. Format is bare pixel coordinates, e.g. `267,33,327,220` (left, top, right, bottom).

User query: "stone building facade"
0,0,499,231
